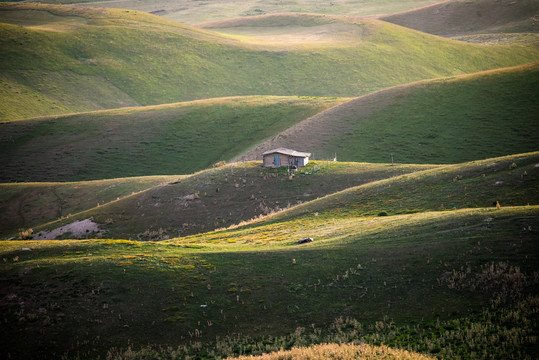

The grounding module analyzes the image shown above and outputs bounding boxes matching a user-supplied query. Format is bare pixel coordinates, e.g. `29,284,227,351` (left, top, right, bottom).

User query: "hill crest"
1,3,538,120
234,63,539,165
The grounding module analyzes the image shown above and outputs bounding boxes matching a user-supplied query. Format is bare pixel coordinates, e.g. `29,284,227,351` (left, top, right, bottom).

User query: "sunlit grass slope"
237,63,539,164
261,152,538,226
0,175,179,239
227,343,434,360
1,4,539,120
1,204,537,359
12,152,538,242
15,161,436,240
380,0,539,37
0,96,345,181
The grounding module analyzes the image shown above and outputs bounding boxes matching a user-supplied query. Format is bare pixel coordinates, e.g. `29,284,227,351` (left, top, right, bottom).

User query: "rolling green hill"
0,175,179,240
0,96,345,182
10,152,538,243
380,0,539,37
261,152,539,225
1,196,537,359
1,4,538,120
236,63,539,165
1,2,538,359
24,0,446,25
1,153,537,359
2,63,537,182
11,161,435,241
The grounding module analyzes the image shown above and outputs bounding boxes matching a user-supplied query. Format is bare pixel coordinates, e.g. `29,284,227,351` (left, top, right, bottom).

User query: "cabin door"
274,155,279,166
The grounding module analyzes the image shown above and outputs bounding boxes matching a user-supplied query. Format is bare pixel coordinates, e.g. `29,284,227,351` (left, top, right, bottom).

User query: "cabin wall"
279,155,291,167
297,157,309,166
263,153,309,167
263,155,274,167
263,153,289,167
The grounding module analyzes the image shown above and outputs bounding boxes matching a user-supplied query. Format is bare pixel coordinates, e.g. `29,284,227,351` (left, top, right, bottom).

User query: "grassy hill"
0,96,345,182
1,2,538,359
261,152,539,225
1,193,537,358
198,13,376,49
236,63,539,165
1,4,539,121
26,0,445,25
4,63,537,183
10,161,435,241
0,175,179,240
380,0,539,38
7,150,537,240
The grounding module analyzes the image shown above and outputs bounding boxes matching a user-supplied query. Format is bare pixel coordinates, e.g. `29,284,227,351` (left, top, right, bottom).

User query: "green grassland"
24,0,445,25
180,152,539,246
238,63,539,165
1,204,537,359
0,175,179,239
0,153,537,359
0,96,345,181
283,153,538,233
1,1,539,359
1,63,538,183
13,161,436,241
1,4,539,120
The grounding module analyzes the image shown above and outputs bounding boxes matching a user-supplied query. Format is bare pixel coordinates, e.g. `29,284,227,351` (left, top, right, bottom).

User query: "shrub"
18,228,33,240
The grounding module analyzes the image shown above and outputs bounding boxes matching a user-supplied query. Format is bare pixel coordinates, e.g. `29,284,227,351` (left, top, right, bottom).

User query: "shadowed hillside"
1,4,538,120
11,161,435,240
9,152,538,242
0,175,179,239
380,0,539,37
235,63,539,164
0,96,345,181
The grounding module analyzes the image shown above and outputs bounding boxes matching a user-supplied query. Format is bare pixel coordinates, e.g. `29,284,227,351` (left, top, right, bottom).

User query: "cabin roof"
262,148,311,158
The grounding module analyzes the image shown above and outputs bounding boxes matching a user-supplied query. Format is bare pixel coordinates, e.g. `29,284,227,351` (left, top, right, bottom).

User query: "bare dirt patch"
33,218,102,240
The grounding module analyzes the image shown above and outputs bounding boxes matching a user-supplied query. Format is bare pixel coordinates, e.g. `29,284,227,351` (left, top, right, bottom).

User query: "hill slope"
1,204,537,359
187,152,539,244
1,4,538,120
10,161,435,240
1,153,537,359
33,0,446,25
13,151,538,241
235,63,539,164
380,0,539,37
0,175,179,239
0,96,345,182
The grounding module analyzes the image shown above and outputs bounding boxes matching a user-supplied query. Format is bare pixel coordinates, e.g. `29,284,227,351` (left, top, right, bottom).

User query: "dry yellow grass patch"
227,343,434,360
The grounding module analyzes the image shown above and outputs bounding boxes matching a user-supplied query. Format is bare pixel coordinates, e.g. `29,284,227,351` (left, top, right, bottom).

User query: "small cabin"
262,148,311,168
